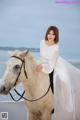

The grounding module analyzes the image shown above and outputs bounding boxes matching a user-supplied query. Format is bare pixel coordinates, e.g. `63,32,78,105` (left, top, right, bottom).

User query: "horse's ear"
21,50,34,60
20,50,29,58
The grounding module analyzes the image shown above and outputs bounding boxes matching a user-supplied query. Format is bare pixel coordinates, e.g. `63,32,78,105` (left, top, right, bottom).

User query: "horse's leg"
29,111,42,120
42,111,52,120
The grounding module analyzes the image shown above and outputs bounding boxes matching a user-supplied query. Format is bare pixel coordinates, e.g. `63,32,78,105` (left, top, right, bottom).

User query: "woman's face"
47,30,55,42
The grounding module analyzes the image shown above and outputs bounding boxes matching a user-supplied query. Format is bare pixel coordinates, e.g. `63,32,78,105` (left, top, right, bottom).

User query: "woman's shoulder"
53,44,59,50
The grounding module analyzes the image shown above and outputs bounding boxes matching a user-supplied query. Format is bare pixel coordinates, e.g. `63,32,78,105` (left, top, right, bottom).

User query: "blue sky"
0,0,80,59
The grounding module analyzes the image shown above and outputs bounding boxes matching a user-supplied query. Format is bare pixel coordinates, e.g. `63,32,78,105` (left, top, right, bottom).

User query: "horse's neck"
22,54,49,98
23,55,38,92
25,55,37,81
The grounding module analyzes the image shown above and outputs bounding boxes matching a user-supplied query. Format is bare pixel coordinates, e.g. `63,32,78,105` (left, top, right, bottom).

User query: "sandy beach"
0,101,27,120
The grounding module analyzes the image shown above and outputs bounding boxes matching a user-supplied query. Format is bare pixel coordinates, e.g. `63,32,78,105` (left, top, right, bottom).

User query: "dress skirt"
53,57,80,120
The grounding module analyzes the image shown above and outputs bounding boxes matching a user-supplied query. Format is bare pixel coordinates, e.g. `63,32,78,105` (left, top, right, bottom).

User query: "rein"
9,51,51,102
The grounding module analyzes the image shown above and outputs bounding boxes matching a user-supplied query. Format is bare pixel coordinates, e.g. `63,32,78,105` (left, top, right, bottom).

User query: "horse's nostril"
0,85,6,93
0,85,9,94
2,86,6,91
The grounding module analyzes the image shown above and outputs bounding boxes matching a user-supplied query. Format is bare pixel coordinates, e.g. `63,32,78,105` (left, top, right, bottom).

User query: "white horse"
0,50,54,120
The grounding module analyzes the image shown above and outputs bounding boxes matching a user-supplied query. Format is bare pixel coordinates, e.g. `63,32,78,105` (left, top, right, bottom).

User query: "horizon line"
0,46,40,52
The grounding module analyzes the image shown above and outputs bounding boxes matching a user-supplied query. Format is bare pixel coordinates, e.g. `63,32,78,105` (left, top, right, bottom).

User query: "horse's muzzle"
0,85,11,95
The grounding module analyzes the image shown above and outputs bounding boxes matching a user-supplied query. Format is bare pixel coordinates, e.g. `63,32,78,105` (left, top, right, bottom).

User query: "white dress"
40,40,80,120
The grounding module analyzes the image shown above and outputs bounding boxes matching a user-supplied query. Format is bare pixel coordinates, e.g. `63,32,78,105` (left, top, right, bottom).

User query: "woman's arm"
41,47,59,73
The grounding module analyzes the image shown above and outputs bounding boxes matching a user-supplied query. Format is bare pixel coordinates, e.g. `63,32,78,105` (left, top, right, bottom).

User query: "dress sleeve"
40,40,59,74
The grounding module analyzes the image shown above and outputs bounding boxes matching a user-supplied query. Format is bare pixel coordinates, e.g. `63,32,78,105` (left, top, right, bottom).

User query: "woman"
36,26,80,120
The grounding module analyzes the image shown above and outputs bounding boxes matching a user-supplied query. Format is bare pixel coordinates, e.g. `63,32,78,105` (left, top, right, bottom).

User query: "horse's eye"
13,64,20,71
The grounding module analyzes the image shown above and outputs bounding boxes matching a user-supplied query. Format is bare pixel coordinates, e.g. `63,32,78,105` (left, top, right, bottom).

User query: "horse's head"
0,50,31,94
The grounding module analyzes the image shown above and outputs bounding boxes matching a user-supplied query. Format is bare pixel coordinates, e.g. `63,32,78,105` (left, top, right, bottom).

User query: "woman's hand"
36,64,42,72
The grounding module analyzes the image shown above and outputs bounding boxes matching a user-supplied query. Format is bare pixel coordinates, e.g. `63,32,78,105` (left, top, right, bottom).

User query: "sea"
0,48,80,102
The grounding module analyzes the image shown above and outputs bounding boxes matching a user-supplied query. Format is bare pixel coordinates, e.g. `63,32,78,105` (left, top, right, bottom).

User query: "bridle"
9,50,51,102
11,55,28,86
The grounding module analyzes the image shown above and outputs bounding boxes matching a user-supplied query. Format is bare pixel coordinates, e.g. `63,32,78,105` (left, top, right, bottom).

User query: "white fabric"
40,40,80,120
40,40,59,73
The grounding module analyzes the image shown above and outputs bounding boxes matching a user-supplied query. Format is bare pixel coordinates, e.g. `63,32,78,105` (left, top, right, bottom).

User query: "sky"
0,0,80,59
